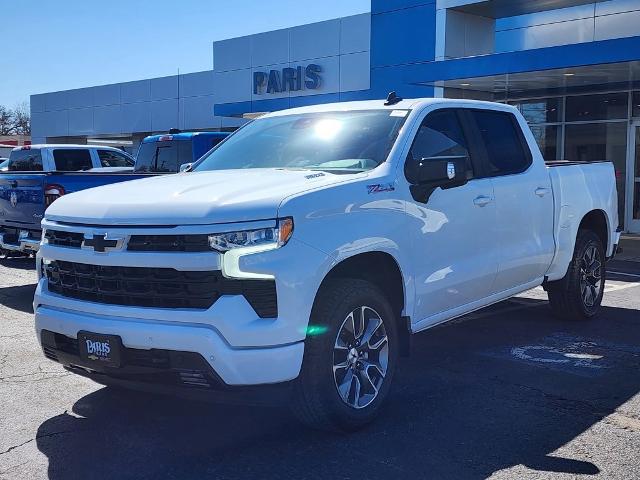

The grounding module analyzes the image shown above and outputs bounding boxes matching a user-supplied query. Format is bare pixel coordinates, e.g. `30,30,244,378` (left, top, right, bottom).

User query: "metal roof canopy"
437,61,640,99
450,0,603,19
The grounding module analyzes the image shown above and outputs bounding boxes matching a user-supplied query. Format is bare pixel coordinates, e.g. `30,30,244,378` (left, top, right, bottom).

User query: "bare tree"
12,102,30,135
0,105,15,135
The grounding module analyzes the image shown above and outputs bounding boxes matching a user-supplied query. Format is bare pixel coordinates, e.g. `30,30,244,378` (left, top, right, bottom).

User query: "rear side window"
8,149,43,171
135,140,193,173
97,149,133,167
406,109,472,183
53,149,93,171
470,110,531,176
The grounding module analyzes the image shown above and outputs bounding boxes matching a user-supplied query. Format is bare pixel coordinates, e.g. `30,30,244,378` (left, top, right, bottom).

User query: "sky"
0,0,370,108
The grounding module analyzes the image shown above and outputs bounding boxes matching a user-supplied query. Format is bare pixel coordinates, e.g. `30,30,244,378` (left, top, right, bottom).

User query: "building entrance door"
627,122,640,233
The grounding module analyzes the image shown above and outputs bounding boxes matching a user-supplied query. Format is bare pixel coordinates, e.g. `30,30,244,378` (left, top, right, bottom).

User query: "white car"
35,97,620,431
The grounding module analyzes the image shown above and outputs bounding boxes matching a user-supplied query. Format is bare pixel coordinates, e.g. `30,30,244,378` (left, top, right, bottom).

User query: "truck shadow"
0,256,36,271
0,283,37,313
35,300,640,479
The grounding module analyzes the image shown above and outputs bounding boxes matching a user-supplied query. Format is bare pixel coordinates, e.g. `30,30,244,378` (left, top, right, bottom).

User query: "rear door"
52,148,93,171
467,108,555,292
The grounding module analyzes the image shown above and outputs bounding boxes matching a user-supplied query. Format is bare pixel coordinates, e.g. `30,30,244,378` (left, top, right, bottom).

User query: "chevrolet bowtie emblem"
83,234,121,252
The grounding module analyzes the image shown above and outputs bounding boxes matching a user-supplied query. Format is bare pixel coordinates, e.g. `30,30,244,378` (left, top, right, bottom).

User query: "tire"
547,229,606,320
292,278,399,432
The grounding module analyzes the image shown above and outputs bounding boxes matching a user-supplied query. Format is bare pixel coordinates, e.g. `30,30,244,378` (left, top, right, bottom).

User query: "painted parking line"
604,282,640,293
528,271,640,295
607,270,640,279
444,270,640,325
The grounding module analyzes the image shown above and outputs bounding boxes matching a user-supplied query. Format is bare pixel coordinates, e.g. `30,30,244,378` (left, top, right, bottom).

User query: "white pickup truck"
34,97,620,431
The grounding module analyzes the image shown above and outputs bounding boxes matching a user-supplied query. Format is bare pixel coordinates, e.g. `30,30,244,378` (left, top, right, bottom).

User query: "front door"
627,123,640,233
405,108,499,327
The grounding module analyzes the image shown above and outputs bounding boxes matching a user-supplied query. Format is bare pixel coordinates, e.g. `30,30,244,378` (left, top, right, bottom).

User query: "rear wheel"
547,229,606,320
292,279,399,432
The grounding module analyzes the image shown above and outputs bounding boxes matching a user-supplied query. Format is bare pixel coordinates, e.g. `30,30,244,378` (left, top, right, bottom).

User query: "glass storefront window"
634,128,640,221
565,122,627,226
529,125,560,160
514,98,561,124
565,92,628,122
633,91,640,118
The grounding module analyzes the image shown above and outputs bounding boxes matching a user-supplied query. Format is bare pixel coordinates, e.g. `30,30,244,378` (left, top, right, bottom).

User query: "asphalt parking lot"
0,258,639,480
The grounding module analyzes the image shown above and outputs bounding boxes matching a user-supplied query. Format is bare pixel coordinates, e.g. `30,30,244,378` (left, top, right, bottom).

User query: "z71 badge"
367,183,395,194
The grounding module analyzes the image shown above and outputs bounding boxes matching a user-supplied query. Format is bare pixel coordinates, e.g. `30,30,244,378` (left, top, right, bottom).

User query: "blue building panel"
371,0,435,14
371,3,436,68
213,101,252,117
289,93,341,108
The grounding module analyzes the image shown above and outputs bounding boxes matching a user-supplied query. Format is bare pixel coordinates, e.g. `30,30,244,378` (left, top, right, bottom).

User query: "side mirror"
179,162,193,173
405,155,468,203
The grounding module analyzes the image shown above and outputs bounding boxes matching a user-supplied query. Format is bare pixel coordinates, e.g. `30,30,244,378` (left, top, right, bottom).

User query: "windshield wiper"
301,167,367,174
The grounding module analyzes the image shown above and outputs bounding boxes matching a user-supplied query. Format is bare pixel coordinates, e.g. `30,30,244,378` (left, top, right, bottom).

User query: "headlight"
208,218,294,252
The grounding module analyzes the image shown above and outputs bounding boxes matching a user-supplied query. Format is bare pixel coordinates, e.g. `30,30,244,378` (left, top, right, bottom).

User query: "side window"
53,149,92,171
470,110,532,176
8,150,43,171
97,149,134,167
406,109,472,183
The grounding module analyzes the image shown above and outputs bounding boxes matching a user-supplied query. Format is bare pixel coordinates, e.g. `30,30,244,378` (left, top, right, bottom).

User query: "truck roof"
264,97,518,117
142,132,229,143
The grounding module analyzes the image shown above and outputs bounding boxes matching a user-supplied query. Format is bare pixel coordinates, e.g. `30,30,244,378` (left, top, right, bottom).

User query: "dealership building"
31,0,640,232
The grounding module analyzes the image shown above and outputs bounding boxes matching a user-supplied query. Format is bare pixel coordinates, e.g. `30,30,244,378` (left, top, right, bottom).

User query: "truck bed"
545,161,619,281
0,171,160,251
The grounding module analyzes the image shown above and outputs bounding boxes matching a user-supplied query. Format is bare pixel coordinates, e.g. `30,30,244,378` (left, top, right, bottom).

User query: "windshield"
193,110,409,173
135,140,193,173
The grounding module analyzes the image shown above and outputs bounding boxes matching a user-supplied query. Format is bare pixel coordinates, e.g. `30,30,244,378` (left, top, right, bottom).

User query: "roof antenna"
384,91,403,106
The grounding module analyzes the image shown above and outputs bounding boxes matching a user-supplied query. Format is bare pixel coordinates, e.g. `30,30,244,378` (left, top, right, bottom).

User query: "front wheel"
547,229,606,320
292,279,399,432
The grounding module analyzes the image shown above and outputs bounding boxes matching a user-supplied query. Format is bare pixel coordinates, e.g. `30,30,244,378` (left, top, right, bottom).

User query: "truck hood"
45,169,353,226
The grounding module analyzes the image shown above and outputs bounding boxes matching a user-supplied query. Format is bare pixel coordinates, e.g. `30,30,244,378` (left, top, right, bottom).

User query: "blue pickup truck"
0,145,148,255
134,132,229,173
0,132,230,256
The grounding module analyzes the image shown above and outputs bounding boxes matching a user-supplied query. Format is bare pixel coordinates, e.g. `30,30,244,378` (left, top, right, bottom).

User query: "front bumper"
0,232,40,253
35,220,333,389
35,303,304,386
40,329,295,404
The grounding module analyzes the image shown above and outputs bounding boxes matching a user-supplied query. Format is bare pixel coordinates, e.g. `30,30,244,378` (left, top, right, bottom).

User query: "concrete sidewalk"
618,235,640,262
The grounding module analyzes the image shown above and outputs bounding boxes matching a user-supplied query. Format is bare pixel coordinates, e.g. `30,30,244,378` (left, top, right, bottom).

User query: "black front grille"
1,227,41,243
45,230,84,248
127,234,210,252
45,260,277,316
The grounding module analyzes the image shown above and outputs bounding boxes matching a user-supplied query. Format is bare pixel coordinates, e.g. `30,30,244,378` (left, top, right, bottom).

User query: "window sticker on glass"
390,110,408,118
